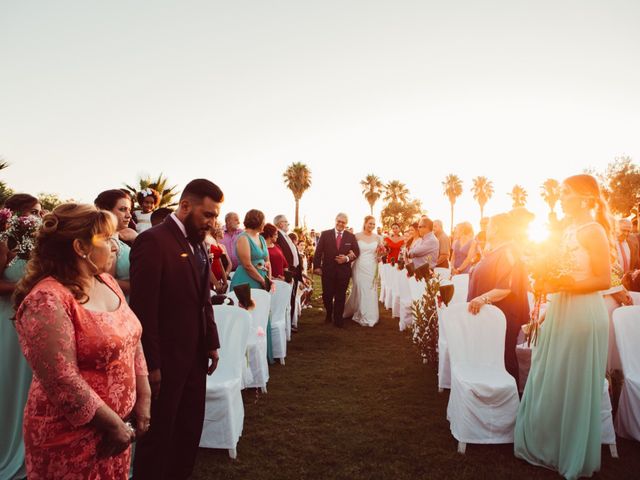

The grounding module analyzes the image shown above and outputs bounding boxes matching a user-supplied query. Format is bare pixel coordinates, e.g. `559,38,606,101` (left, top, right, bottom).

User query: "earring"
82,254,87,259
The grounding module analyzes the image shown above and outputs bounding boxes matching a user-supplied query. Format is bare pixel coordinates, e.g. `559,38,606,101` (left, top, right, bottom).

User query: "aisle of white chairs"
377,262,640,455
199,279,304,458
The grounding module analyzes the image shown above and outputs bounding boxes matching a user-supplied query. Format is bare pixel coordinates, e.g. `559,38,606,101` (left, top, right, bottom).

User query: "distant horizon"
2,1,639,232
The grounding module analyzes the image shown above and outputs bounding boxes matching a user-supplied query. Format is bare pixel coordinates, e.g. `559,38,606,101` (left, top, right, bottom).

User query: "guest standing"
94,189,136,295
220,212,243,271
0,194,41,480
130,179,222,480
262,223,288,280
13,204,150,479
230,210,271,290
384,223,404,263
208,222,231,294
432,220,451,268
134,188,160,234
406,217,439,270
451,222,474,274
466,213,529,385
515,174,612,479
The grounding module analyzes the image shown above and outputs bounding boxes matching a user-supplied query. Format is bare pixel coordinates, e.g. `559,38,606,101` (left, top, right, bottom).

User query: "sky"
1,0,639,236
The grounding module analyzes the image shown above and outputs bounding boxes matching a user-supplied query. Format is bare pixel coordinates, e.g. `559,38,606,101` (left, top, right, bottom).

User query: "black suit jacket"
313,229,360,278
276,230,303,281
129,217,219,373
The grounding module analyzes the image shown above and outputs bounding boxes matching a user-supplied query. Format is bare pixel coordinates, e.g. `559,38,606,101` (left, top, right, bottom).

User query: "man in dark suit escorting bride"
313,213,360,327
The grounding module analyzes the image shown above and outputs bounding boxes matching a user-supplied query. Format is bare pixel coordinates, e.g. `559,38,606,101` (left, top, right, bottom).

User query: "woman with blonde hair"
451,222,474,274
13,204,150,479
343,215,383,327
515,174,613,479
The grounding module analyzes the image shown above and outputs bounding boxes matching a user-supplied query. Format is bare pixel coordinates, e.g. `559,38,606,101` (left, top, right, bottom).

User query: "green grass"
193,280,640,480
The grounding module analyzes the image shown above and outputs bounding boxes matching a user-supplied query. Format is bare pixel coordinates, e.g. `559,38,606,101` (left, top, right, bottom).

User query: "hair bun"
41,213,59,233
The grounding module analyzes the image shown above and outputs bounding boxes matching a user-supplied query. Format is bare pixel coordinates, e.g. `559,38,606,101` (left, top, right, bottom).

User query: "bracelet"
482,295,491,304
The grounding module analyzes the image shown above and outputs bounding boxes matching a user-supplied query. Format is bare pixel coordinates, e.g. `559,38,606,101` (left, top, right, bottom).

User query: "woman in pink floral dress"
13,204,151,479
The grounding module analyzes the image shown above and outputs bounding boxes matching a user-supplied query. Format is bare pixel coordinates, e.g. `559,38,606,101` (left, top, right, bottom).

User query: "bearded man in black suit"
313,213,360,327
130,178,223,480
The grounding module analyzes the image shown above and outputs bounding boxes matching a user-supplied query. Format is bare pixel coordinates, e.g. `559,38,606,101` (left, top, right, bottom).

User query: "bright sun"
527,219,550,243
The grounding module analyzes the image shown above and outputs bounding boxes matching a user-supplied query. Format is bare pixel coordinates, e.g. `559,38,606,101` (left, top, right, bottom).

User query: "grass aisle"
193,281,640,480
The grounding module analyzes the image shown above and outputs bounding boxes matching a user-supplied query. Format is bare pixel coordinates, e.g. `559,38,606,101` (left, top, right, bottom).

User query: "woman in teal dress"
0,194,42,480
514,175,613,480
95,189,137,296
230,209,271,290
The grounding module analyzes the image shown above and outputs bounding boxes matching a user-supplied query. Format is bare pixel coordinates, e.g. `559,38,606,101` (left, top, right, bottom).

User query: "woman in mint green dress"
515,175,613,480
230,210,271,290
0,194,42,480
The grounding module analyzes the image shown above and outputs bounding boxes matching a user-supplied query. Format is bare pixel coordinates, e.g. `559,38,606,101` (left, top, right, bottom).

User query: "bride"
343,216,383,327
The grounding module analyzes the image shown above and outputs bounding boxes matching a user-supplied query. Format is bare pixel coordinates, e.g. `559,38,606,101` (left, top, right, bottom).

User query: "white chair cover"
613,305,640,441
433,267,451,281
450,274,469,305
437,300,451,391
384,265,395,310
378,262,387,303
270,280,292,365
398,273,413,331
200,305,251,458
601,378,616,445
392,268,403,318
442,303,519,447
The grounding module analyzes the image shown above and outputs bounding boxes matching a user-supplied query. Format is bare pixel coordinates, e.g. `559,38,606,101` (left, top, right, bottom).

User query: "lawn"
192,280,640,480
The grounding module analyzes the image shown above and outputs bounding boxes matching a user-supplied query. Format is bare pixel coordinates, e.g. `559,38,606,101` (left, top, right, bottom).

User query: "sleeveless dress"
209,243,225,280
230,233,268,289
452,238,473,273
343,238,380,327
514,222,609,480
14,274,147,480
0,258,30,480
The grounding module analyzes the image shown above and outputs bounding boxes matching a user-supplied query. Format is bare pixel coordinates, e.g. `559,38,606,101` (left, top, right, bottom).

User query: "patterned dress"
15,274,147,479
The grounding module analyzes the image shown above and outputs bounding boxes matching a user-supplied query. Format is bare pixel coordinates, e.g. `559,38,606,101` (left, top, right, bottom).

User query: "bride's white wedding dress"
343,238,379,327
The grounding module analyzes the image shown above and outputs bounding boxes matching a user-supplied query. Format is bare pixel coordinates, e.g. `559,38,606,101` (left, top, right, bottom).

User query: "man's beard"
185,212,207,244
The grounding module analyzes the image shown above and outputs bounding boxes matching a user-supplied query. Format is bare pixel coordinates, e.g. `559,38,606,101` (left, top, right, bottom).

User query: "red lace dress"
15,274,148,480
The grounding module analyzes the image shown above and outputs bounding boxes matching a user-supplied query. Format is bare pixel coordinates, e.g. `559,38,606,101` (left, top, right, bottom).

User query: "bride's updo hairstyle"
363,215,375,230
563,174,615,259
13,203,117,310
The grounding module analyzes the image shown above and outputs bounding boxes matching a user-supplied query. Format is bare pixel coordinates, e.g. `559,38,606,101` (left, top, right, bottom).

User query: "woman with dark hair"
262,223,288,280
134,188,160,233
0,193,41,479
384,223,404,263
230,209,271,290
208,221,231,293
515,174,613,479
13,203,150,479
95,189,136,295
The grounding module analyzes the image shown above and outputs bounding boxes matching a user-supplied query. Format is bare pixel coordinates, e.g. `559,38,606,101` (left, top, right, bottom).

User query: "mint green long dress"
0,258,30,480
514,223,609,480
229,233,268,289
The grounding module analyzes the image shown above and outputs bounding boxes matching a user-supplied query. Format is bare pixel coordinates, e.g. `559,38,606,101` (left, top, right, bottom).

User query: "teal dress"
116,239,131,282
514,223,609,480
0,258,30,480
229,233,274,361
230,233,268,289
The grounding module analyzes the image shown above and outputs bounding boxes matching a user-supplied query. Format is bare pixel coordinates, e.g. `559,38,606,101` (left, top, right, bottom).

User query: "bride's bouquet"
524,240,576,346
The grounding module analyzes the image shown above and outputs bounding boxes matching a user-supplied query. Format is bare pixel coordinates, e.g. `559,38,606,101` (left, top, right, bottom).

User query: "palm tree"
383,180,409,204
0,159,13,205
509,185,528,208
540,178,561,213
125,173,179,208
360,174,384,216
283,162,312,227
442,174,463,234
471,176,494,220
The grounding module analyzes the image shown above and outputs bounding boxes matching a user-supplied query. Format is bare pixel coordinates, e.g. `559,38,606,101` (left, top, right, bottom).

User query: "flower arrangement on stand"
409,275,441,365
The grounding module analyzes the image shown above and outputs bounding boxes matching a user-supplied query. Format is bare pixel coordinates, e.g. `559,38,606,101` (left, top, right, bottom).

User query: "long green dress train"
514,223,609,480
0,258,30,480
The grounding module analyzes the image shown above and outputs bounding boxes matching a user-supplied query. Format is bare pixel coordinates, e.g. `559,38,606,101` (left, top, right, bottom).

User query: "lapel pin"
180,253,188,258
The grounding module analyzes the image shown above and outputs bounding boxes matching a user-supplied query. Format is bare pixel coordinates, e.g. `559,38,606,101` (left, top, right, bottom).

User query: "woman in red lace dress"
384,223,405,263
13,204,151,479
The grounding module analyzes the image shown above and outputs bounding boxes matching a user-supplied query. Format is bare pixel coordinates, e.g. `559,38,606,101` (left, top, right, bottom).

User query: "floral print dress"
15,274,147,479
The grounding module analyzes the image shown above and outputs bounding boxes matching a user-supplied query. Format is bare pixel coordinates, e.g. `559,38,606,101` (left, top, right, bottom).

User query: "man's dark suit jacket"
129,216,219,373
276,230,303,281
313,229,360,277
